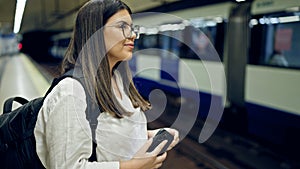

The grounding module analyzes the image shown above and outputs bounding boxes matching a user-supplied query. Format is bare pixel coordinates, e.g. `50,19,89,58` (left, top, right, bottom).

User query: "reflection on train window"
249,12,300,68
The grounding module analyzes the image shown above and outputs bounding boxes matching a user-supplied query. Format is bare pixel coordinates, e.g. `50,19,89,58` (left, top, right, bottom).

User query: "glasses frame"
106,22,140,39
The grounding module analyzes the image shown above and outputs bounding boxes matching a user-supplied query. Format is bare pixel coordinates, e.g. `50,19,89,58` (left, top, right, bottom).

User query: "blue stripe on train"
246,102,300,145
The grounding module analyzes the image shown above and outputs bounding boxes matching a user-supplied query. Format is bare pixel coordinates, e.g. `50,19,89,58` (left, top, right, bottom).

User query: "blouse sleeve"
34,78,119,169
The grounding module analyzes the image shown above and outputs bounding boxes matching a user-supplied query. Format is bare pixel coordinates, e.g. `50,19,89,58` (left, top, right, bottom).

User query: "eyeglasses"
106,22,140,39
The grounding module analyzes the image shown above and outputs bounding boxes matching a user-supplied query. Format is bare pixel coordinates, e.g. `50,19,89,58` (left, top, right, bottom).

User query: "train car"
132,0,300,151
0,33,20,56
49,31,72,59
246,0,300,152
131,2,235,141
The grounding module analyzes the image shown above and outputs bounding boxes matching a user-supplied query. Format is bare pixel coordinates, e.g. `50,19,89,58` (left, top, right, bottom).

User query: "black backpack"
0,71,98,169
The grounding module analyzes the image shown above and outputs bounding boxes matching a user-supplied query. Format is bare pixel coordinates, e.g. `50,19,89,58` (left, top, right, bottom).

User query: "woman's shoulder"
46,77,86,101
36,77,87,128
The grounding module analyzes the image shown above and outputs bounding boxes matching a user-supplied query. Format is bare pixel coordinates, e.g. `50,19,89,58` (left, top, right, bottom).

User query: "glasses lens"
122,24,131,38
121,24,140,39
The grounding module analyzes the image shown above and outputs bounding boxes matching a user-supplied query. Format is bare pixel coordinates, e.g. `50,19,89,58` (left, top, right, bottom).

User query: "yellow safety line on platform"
19,53,50,96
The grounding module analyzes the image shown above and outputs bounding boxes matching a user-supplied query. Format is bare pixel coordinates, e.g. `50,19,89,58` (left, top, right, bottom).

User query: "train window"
50,32,72,59
158,30,183,59
158,33,171,51
199,27,216,46
249,12,300,68
58,38,70,47
134,34,160,56
170,30,183,57
141,34,158,48
178,18,226,61
180,24,224,61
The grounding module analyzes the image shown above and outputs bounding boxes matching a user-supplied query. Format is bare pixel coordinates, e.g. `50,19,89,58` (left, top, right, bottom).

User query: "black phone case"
147,129,174,155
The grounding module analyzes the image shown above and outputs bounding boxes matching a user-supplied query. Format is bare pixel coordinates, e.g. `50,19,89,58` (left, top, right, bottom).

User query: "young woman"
34,0,179,168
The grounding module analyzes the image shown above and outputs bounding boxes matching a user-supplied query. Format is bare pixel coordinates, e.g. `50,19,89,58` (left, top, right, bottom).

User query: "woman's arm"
35,78,120,169
36,78,178,169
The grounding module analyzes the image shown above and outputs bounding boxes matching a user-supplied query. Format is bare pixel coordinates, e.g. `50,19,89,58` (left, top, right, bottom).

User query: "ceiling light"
13,0,27,34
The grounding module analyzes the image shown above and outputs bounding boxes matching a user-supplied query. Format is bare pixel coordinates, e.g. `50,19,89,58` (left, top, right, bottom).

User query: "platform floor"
0,54,50,113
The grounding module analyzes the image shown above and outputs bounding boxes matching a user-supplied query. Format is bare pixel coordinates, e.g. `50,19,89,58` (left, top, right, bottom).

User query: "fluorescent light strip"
13,0,27,34
278,16,300,23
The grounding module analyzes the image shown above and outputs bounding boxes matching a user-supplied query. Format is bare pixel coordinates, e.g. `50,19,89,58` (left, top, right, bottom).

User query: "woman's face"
104,9,136,70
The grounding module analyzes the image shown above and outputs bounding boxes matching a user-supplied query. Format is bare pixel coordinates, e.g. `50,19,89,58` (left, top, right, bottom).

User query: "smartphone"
147,129,174,155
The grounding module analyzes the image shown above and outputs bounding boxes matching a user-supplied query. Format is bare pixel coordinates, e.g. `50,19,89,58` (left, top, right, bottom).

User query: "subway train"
49,31,72,60
47,0,300,154
0,33,20,56
131,0,300,151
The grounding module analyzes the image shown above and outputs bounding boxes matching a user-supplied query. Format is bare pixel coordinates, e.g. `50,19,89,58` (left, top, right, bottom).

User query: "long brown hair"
60,0,151,117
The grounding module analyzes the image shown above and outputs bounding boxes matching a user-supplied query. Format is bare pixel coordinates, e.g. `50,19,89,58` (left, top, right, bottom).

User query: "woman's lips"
124,43,134,49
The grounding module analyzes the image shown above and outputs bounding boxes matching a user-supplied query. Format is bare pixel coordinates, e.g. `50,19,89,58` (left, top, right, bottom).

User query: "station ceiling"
0,0,183,34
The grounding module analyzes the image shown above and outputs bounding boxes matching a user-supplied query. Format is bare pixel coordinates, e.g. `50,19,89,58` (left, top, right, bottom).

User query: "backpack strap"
44,74,73,97
3,97,29,114
51,69,99,161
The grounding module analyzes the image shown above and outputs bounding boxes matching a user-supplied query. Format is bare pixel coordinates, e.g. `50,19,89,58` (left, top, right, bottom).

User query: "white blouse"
34,71,148,169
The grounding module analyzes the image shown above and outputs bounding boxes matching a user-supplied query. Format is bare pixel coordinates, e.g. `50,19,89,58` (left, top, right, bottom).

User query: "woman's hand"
163,128,179,151
148,128,179,151
120,138,168,169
